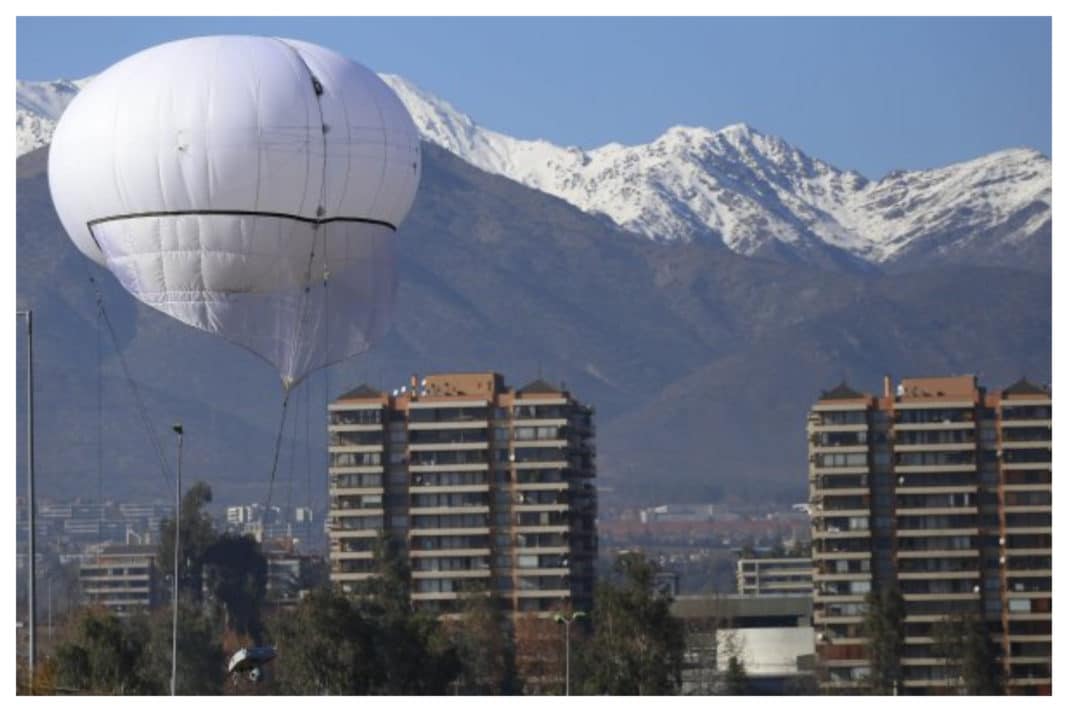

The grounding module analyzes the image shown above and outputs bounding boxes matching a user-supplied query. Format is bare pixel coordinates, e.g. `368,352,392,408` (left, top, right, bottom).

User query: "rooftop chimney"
883,374,892,399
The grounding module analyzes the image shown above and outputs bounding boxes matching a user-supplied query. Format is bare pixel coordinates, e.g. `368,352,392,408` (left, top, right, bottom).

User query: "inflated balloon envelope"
49,36,421,390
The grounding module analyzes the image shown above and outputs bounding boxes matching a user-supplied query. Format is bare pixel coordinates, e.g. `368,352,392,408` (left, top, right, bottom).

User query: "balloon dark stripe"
86,209,397,231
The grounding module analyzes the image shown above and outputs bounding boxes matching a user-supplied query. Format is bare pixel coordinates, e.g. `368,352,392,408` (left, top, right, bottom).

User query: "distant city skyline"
16,15,1051,179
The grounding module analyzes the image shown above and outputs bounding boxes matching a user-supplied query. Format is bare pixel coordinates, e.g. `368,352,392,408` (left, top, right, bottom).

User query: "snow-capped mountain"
16,78,91,156
381,74,1050,268
17,74,1050,269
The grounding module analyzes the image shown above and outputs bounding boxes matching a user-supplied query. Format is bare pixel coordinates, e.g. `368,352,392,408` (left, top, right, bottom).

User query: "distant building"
263,547,325,607
326,372,597,617
808,375,1051,695
673,593,815,694
80,544,160,616
736,556,812,596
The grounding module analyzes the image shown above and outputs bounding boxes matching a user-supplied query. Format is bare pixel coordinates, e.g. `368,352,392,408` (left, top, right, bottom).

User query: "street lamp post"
170,423,184,696
553,610,586,696
16,310,36,690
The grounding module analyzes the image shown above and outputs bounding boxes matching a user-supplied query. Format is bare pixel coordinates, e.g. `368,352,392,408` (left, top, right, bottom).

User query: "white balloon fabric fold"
48,36,420,387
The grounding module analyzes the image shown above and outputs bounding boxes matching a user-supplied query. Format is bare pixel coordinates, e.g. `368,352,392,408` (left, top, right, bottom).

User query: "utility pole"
554,610,586,696
17,310,36,690
170,423,184,696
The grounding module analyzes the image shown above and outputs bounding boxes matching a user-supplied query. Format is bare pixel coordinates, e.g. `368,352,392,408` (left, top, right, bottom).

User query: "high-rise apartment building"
808,375,1050,695
326,372,597,617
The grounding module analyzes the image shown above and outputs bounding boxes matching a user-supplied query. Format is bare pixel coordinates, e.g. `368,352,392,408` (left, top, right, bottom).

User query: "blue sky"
16,16,1051,178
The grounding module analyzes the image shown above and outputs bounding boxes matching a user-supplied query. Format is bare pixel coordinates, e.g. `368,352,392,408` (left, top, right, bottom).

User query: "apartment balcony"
514,438,569,449
409,484,491,496
1001,483,1052,493
513,481,570,491
812,531,871,544
408,419,490,430
331,507,385,518
332,571,375,582
813,571,868,583
813,593,868,604
328,465,384,474
807,422,867,435
409,462,489,473
329,485,384,496
513,459,570,470
411,569,491,580
409,505,490,516
895,506,978,516
514,589,572,599
328,423,384,433
895,484,977,495
512,567,570,577
409,591,464,602
328,443,384,454
514,524,570,534
409,441,489,452
409,548,491,558
813,506,870,517
893,442,976,453
810,444,869,454
83,585,151,595
897,570,979,580
512,545,570,555
1002,505,1051,515
1000,418,1051,429
1003,546,1051,557
514,503,569,513
810,465,869,476
901,592,980,602
896,548,978,559
1001,439,1052,450
329,551,374,560
1000,461,1050,471
894,463,976,474
328,529,381,539
813,614,865,626
812,486,869,496
893,420,974,432
812,550,872,561
896,527,978,537
81,574,153,583
408,526,492,536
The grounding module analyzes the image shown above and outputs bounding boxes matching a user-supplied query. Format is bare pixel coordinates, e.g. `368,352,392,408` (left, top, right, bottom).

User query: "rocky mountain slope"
16,144,1051,507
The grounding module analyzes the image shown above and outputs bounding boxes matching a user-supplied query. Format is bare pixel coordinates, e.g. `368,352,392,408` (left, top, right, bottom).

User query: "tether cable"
85,269,173,491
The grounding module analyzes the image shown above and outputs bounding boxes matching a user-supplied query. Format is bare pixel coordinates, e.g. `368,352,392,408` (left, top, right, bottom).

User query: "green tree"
203,532,268,640
141,603,226,694
352,535,461,694
269,586,380,695
861,586,905,695
158,481,218,602
451,582,518,694
579,551,685,695
269,535,460,695
51,608,155,694
49,604,224,695
931,612,1002,695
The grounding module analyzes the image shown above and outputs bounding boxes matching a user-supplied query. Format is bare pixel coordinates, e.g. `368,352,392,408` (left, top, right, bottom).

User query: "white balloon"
48,36,421,387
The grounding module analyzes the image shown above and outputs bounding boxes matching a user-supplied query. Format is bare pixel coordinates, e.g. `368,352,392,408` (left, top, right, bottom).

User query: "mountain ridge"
17,74,1050,272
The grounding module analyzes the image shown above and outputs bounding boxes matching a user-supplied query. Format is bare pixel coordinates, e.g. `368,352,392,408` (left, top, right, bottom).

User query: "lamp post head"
172,424,184,435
